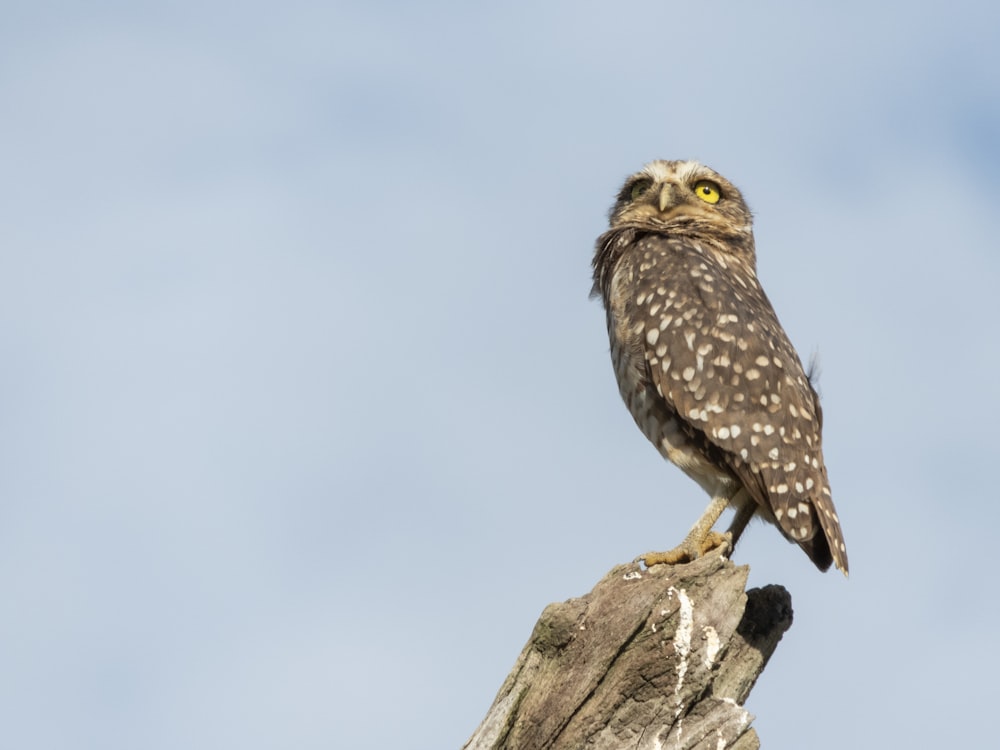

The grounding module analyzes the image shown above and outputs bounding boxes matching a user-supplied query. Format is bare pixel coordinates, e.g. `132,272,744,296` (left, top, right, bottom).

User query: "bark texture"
464,554,792,750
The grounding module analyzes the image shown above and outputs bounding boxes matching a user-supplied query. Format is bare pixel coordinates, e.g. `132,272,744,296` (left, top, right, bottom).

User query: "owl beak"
658,184,677,213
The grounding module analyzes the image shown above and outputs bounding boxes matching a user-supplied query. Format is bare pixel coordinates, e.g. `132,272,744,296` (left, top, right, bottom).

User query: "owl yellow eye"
630,179,653,201
693,180,721,204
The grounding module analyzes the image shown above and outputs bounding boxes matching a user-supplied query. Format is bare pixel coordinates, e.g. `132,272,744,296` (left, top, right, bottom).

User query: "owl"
591,160,848,574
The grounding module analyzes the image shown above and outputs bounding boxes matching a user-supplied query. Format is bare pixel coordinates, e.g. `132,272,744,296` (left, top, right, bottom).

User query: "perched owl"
591,160,848,574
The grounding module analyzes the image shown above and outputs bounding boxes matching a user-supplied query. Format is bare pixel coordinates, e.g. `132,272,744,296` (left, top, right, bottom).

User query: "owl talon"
637,531,732,568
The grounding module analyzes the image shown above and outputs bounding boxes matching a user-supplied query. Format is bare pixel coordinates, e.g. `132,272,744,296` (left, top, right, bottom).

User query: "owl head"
608,160,754,244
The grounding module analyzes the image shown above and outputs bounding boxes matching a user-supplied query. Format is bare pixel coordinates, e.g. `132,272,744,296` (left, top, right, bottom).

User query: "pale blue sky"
2,2,999,748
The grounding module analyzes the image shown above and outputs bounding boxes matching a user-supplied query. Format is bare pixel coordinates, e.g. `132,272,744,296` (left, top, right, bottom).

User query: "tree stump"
464,554,793,750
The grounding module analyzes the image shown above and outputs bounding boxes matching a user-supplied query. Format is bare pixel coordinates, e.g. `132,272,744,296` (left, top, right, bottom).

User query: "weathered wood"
464,554,792,750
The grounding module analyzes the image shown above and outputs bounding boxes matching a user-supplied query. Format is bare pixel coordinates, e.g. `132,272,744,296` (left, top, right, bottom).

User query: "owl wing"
630,234,836,565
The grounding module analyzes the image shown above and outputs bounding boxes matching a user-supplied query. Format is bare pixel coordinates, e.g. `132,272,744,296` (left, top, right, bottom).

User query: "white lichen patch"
702,626,721,668
720,696,751,728
667,587,694,714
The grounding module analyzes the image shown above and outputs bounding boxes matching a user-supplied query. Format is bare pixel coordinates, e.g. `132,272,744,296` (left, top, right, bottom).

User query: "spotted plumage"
592,160,848,574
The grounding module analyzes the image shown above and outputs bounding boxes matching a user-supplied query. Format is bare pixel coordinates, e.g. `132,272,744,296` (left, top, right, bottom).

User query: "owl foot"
637,531,732,567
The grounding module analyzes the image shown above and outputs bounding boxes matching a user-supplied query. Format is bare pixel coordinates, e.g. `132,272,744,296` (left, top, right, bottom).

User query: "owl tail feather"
798,531,833,573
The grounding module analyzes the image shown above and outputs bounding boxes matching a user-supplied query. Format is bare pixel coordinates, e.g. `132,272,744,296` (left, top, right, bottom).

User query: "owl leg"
725,490,757,547
637,491,733,567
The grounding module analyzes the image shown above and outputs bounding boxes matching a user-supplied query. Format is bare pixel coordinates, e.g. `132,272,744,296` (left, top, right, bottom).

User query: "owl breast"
606,260,738,501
